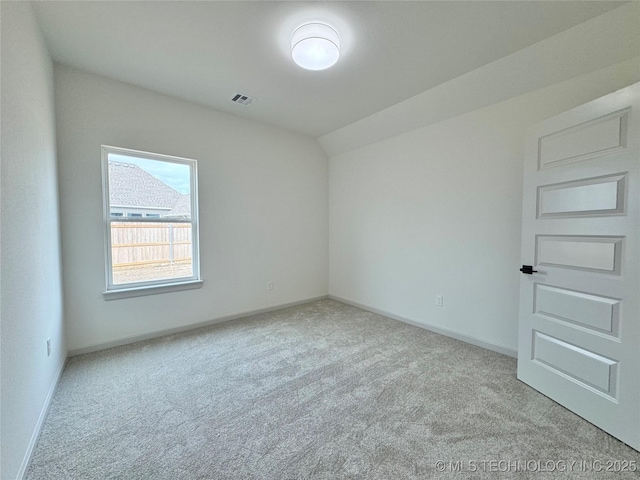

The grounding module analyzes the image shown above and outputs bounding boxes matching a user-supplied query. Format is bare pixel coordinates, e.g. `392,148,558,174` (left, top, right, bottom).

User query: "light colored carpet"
27,299,640,479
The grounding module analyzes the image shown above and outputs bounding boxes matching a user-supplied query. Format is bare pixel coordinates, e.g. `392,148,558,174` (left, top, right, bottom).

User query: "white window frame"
101,145,202,300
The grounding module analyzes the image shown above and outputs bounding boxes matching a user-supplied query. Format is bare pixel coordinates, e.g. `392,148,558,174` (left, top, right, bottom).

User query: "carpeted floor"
27,299,640,479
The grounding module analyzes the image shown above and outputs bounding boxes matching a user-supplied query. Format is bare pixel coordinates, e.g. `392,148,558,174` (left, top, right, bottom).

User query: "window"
101,145,201,299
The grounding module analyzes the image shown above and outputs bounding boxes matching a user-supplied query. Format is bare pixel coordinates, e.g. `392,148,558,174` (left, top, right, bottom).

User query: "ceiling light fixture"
291,23,340,71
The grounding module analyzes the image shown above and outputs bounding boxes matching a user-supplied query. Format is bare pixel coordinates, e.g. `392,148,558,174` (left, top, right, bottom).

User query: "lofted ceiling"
32,1,626,138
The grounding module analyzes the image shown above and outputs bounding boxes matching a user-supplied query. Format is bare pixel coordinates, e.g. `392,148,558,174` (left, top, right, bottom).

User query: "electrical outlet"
435,295,444,307
47,338,51,357
267,281,274,291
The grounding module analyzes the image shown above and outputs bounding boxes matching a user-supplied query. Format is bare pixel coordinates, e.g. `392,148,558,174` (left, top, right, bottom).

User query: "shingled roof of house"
109,161,182,209
165,194,191,218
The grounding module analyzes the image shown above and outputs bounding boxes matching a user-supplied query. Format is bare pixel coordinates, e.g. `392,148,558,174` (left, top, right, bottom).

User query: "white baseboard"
68,295,329,357
328,295,517,358
17,356,67,480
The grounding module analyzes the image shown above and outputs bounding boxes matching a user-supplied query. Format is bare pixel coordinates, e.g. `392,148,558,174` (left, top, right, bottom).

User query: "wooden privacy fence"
111,223,192,267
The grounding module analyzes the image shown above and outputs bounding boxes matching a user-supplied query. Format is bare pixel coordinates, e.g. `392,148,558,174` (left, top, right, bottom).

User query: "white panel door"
517,83,640,451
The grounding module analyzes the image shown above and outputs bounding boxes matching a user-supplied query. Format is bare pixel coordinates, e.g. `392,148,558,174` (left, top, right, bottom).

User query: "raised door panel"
538,109,628,169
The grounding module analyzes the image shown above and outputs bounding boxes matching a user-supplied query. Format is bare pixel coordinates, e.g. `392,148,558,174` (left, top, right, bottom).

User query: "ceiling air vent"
230,93,256,106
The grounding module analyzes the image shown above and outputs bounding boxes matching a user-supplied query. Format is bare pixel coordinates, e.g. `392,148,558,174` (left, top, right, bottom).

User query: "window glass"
102,146,199,292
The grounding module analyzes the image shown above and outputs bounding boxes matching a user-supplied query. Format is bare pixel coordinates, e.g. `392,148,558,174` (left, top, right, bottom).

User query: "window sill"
103,280,203,301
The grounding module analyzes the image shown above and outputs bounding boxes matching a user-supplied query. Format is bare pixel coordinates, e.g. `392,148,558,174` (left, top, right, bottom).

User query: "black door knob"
520,265,538,274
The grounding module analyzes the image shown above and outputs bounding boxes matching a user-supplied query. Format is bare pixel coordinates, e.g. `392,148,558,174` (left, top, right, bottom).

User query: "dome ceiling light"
291,23,340,71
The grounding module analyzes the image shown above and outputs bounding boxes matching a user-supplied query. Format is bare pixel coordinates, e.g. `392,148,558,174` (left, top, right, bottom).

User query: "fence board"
111,222,192,267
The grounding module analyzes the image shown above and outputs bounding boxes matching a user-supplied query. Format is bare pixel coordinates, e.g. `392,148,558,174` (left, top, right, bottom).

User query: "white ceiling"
32,1,626,138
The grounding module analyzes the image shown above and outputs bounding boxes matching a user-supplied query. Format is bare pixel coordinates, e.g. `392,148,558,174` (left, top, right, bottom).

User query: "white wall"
328,59,640,354
0,3,66,479
54,65,329,352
